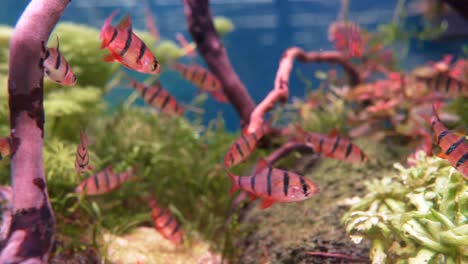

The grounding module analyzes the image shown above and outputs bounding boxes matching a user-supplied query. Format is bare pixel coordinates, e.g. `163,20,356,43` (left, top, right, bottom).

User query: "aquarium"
0,0,466,263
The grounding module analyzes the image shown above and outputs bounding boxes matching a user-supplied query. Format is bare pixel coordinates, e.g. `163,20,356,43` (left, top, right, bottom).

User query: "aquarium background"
1,0,465,130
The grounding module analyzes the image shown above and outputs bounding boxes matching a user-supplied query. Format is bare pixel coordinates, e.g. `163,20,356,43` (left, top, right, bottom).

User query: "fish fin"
255,157,269,173
100,40,107,49
100,10,119,42
103,53,118,62
261,199,275,209
226,170,239,195
328,128,339,137
210,90,229,103
117,14,132,30
248,193,257,202
437,152,448,159
432,102,444,121
87,165,93,171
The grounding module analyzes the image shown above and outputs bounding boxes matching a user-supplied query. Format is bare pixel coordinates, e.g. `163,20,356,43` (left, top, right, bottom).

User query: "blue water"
2,0,466,131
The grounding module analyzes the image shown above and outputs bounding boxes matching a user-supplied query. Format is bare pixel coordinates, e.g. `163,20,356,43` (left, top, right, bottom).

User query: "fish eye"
151,61,159,71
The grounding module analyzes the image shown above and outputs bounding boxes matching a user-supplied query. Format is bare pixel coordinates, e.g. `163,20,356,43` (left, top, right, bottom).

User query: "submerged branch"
248,47,361,134
182,0,256,127
265,141,316,165
0,0,70,262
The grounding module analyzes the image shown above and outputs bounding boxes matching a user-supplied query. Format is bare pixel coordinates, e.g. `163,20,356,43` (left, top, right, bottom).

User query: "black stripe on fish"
162,215,173,228
109,28,118,45
44,50,50,60
64,61,69,77
137,42,146,63
445,138,465,155
104,169,111,189
456,152,468,167
444,75,451,92
250,174,256,192
200,71,208,84
319,138,324,152
141,85,150,98
156,209,166,219
330,136,341,155
93,173,100,191
229,153,234,165
266,167,272,196
148,85,163,104
299,176,309,196
437,130,449,145
171,222,181,236
251,132,258,142
241,134,251,150
283,171,289,196
55,51,61,70
161,94,171,110
190,66,198,81
115,170,121,184
345,142,353,158
237,175,242,189
120,28,133,56
235,142,244,157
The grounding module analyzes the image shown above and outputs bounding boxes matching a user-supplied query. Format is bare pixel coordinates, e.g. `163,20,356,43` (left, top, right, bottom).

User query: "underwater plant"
342,152,467,263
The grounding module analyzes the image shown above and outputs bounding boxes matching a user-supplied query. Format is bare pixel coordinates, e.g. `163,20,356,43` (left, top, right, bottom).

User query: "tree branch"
0,0,70,262
442,0,468,22
182,0,256,127
248,47,361,134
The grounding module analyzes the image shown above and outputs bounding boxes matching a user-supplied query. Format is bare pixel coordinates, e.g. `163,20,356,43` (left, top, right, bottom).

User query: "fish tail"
225,169,239,195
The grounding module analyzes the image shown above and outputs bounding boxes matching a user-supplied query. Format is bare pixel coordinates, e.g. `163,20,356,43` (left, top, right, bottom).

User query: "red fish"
226,158,319,209
328,21,366,58
415,71,468,97
173,63,228,103
146,197,184,246
297,127,368,163
100,11,161,74
430,104,468,179
43,37,77,86
75,130,93,175
129,79,184,116
75,166,135,195
0,137,12,160
223,125,268,168
407,128,433,166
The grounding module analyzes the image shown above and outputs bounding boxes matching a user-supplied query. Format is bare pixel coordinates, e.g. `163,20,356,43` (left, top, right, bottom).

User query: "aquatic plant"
342,152,467,263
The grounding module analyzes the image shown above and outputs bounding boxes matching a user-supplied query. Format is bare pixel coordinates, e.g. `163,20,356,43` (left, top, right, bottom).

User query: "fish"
407,128,433,166
129,79,184,116
223,124,268,168
75,166,135,195
226,158,319,209
75,130,93,175
297,126,368,163
430,104,468,179
415,71,468,97
173,63,228,103
328,21,365,58
43,37,77,86
146,197,184,246
100,11,161,74
0,137,12,160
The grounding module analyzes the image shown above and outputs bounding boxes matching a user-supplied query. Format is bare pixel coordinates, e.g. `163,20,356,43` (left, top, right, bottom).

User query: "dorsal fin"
328,128,339,137
255,157,270,174
117,14,132,30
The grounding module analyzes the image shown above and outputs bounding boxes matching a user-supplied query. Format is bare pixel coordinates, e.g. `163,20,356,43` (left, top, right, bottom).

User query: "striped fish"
0,137,12,160
430,104,468,179
297,127,368,163
415,71,468,97
147,198,184,246
223,125,268,168
43,37,77,86
100,11,161,75
173,63,228,103
75,166,135,196
226,158,320,209
129,79,184,116
75,130,93,175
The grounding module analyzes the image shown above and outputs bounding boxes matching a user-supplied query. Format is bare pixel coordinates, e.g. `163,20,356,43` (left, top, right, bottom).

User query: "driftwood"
182,0,256,127
0,0,70,263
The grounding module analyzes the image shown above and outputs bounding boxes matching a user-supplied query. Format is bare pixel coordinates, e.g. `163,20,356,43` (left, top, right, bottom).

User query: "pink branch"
247,47,361,134
182,0,256,127
0,0,70,262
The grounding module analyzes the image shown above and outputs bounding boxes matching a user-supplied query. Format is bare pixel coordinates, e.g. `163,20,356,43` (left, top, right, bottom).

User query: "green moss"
342,153,468,264
214,16,235,36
